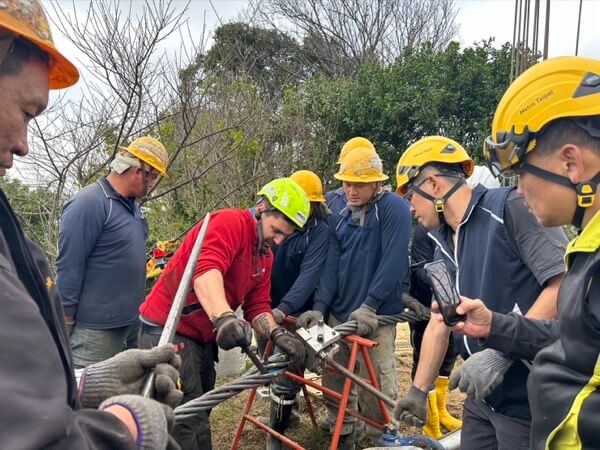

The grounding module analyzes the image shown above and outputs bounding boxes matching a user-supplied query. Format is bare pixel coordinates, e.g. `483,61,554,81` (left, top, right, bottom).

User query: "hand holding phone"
424,260,467,326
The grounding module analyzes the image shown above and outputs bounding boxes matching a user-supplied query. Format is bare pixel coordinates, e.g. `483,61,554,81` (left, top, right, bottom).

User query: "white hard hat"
467,165,500,189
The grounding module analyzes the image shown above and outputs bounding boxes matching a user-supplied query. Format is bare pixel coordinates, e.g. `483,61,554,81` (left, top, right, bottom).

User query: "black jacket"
0,188,136,449
486,211,600,449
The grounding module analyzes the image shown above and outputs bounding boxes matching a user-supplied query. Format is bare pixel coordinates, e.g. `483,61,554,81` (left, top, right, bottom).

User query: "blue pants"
70,322,139,368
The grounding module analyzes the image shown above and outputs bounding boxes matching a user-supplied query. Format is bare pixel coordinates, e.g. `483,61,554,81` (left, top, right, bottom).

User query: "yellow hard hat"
290,170,325,202
0,0,79,89
334,146,389,183
337,137,376,164
485,56,600,173
396,136,474,195
119,136,169,177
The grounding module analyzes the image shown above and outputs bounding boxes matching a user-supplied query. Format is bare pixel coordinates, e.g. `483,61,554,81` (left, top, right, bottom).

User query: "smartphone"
424,260,466,326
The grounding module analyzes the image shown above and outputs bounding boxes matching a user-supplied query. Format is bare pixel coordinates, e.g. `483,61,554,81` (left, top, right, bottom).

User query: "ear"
428,174,445,197
562,144,585,185
256,202,267,213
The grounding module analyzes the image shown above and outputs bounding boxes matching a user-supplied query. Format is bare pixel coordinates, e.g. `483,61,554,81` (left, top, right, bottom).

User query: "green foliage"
204,22,306,98
301,40,515,185
0,178,56,252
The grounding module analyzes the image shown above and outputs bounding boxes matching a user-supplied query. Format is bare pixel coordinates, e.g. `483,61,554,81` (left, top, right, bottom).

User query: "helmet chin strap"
254,210,269,256
140,161,150,200
413,178,465,225
519,162,600,229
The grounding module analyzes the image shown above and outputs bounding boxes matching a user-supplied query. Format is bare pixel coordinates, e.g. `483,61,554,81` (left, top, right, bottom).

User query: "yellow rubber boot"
422,389,442,439
435,376,462,431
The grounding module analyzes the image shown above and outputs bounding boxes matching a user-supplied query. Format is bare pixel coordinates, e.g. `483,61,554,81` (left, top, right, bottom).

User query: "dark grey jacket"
0,187,136,449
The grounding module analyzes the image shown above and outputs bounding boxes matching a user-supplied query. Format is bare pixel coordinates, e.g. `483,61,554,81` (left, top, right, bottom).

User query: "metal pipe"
363,430,461,450
575,0,583,55
326,355,396,408
543,0,550,59
142,212,211,397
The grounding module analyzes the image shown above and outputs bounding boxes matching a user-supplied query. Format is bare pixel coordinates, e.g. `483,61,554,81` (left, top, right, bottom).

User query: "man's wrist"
104,404,138,442
210,309,235,324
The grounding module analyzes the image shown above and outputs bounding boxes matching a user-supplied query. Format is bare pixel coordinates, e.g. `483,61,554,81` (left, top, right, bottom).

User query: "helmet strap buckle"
434,199,445,213
576,182,597,208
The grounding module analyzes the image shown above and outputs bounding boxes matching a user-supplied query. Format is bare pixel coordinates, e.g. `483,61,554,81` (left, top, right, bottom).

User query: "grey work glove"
271,308,286,325
349,304,379,336
449,348,513,400
271,326,306,372
401,292,430,321
100,394,174,450
393,385,428,427
296,310,323,329
214,313,252,350
80,345,183,409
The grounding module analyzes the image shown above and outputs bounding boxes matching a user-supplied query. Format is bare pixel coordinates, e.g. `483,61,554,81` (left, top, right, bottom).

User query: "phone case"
424,260,466,326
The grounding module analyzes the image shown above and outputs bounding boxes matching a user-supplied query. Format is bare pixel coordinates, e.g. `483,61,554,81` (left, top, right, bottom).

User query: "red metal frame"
231,334,391,450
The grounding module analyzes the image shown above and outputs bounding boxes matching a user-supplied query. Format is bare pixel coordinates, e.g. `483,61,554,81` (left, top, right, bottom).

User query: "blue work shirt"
56,176,149,329
325,187,346,216
315,191,411,321
270,217,329,316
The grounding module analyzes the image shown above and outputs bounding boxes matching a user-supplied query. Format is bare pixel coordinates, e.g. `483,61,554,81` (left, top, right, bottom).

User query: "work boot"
422,389,442,439
435,376,462,431
337,431,356,450
266,397,295,450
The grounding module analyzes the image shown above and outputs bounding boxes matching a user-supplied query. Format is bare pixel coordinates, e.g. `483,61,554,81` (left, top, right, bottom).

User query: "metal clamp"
295,319,341,374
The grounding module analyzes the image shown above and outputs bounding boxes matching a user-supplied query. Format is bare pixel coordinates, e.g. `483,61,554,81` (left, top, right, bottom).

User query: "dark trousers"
461,399,531,450
409,320,457,379
138,321,217,450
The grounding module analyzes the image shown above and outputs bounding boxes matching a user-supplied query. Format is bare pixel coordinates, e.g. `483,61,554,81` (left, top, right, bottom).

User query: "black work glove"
271,326,306,372
214,312,252,350
80,345,183,409
296,310,323,329
401,292,430,321
393,385,428,427
349,304,379,336
271,308,286,325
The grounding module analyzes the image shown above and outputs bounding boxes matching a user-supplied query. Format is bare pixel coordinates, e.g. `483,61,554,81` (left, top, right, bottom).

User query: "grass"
209,323,465,450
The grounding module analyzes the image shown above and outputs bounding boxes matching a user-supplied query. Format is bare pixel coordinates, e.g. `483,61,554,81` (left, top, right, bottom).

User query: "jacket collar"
565,210,600,268
97,176,137,214
437,184,488,241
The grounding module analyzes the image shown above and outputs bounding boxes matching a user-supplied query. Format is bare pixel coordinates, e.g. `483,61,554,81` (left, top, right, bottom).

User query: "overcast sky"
48,0,600,66
41,0,600,111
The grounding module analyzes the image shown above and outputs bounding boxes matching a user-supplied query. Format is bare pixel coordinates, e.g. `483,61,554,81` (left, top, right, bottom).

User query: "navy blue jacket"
315,191,411,321
410,224,435,306
325,187,346,216
429,185,566,419
56,176,148,329
271,217,329,315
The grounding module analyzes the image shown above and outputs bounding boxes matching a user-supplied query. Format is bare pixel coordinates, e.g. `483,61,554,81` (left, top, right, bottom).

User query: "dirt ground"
209,323,465,450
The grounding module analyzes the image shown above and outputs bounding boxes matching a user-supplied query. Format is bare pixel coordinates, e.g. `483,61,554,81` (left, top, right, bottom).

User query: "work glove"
80,345,183,409
349,304,379,336
271,308,286,325
213,312,252,350
296,310,323,329
99,394,176,450
271,326,306,372
393,385,428,427
401,292,430,321
449,348,513,400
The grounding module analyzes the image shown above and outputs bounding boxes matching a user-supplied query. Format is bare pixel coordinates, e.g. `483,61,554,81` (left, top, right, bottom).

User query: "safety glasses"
484,127,536,177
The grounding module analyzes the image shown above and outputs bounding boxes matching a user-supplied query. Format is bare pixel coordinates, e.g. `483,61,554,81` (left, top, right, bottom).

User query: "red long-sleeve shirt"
140,209,272,342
